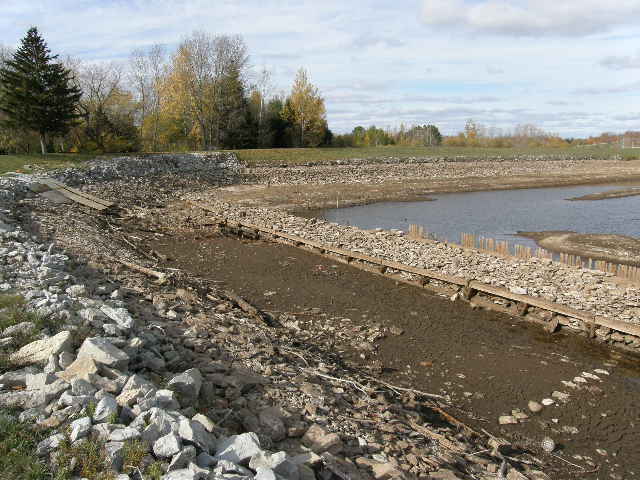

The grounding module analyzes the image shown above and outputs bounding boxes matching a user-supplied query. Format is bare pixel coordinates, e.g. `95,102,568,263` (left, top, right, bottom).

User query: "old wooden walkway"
36,178,115,212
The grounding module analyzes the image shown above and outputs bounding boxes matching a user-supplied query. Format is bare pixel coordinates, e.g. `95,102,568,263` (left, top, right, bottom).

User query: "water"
317,184,640,249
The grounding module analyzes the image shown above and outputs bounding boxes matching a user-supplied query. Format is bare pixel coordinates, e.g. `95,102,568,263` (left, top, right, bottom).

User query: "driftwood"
407,419,467,453
208,291,275,327
110,257,167,284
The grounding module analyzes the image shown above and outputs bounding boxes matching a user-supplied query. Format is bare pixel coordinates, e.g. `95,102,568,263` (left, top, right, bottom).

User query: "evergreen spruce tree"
0,27,81,154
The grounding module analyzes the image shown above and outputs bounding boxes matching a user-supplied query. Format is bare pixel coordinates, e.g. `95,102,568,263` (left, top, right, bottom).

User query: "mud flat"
520,231,640,267
568,187,640,201
220,158,640,209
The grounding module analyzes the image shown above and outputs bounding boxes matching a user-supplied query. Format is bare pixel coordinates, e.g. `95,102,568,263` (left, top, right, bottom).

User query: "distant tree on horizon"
0,27,81,155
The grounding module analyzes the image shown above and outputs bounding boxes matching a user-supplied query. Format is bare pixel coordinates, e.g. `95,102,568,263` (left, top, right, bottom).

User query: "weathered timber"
37,178,115,211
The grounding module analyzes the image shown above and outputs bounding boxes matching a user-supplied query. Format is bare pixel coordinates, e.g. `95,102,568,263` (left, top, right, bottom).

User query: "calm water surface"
318,184,640,249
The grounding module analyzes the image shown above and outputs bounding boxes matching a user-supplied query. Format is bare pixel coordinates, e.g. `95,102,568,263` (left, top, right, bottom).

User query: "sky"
0,0,639,137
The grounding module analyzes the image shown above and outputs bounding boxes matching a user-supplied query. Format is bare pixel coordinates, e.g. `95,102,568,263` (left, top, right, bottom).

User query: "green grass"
0,294,60,340
0,153,108,175
231,145,638,166
0,294,63,373
53,436,115,480
0,409,52,480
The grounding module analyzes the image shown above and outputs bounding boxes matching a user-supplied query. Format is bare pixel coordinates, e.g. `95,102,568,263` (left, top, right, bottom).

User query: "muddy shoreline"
568,187,640,201
519,231,640,267
229,175,640,211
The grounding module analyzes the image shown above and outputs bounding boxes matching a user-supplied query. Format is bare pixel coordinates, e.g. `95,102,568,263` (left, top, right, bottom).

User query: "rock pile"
247,153,618,169
243,158,609,186
0,161,552,479
0,213,344,479
52,152,242,186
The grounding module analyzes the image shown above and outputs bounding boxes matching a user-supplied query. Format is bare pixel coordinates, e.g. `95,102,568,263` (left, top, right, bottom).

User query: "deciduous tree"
283,68,327,147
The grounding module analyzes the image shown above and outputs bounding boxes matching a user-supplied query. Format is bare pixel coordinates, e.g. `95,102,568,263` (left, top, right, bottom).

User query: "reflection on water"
318,184,640,249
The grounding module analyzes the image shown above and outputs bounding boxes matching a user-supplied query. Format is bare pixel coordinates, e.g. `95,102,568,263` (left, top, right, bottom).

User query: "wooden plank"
50,187,110,211
37,178,114,209
61,185,114,207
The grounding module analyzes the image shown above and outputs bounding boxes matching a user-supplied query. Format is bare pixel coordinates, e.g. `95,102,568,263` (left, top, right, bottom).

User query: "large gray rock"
0,390,45,409
70,416,92,441
167,369,202,407
215,432,262,465
250,451,299,480
25,372,57,390
0,367,38,388
139,408,179,444
10,331,73,366
36,433,65,456
58,390,93,408
105,441,125,472
161,468,206,480
214,459,254,476
169,446,197,471
178,418,216,454
71,378,97,396
110,427,141,442
154,432,182,458
94,395,119,423
116,374,155,407
1,321,36,337
0,377,68,408
57,356,99,382
100,305,135,331
76,337,130,370
137,389,180,412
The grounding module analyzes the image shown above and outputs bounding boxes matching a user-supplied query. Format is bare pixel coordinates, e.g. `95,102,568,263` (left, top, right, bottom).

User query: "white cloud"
1,0,639,136
422,0,640,36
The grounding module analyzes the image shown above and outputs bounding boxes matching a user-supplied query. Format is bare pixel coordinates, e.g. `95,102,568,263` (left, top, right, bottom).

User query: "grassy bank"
0,153,103,175
232,145,639,166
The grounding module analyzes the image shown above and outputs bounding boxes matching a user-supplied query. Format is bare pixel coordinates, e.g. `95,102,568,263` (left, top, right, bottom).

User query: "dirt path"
151,231,640,479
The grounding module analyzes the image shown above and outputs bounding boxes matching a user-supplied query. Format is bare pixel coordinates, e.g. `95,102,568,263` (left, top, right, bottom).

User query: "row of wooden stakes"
408,225,640,282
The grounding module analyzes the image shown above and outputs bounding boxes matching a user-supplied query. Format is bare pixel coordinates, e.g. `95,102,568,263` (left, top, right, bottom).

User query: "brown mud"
218,170,640,210
151,230,640,479
520,231,640,267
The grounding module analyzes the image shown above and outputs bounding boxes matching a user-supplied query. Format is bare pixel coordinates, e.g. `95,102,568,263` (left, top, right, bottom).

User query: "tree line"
0,28,330,154
332,124,442,147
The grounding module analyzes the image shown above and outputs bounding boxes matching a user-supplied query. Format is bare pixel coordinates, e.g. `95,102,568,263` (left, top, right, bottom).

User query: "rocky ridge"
242,158,614,186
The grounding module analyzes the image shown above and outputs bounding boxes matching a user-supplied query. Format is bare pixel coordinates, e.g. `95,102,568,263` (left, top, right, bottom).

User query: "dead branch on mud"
108,257,167,284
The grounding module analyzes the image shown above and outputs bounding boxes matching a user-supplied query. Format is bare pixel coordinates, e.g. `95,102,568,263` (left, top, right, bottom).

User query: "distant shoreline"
567,187,640,201
519,230,640,267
